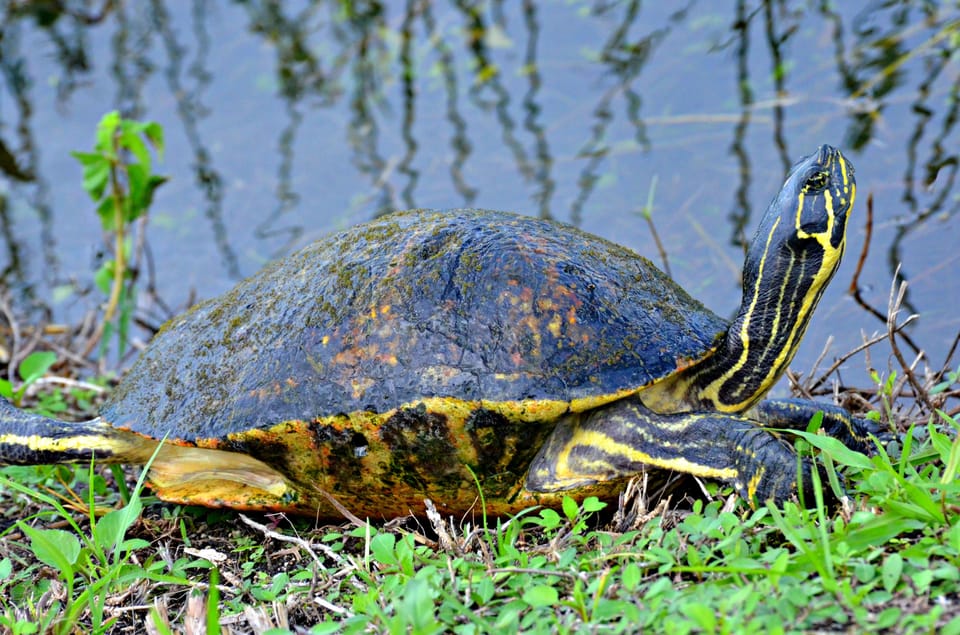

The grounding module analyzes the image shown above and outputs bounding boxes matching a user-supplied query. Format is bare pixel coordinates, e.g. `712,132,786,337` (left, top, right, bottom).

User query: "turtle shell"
104,209,725,439
101,209,728,515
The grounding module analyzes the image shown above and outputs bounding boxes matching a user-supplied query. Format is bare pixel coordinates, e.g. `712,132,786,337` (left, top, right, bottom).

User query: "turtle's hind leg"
0,397,156,465
145,445,291,508
0,397,293,510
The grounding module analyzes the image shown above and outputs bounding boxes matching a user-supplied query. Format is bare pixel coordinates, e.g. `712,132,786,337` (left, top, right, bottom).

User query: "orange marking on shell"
537,297,556,311
547,314,562,339
351,377,375,399
673,353,705,372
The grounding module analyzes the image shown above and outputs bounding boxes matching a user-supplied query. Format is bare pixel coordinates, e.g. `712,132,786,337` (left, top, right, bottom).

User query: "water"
1,1,958,394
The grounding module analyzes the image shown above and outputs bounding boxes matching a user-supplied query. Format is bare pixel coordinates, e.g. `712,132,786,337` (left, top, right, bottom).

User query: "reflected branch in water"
455,0,537,205
570,0,661,226
761,0,798,173
0,134,33,183
841,5,915,150
902,48,949,216
111,2,156,117
0,195,22,287
265,99,304,254
421,1,477,206
727,0,757,256
238,1,343,255
0,8,59,292
150,0,241,278
397,0,420,210
7,0,96,105
520,0,553,218
841,7,960,316
817,0,893,179
340,3,398,216
887,62,959,317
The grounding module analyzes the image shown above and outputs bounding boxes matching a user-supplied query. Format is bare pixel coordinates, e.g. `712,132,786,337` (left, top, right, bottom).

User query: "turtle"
0,144,879,518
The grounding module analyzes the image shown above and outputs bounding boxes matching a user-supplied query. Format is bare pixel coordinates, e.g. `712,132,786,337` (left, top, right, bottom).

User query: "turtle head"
748,144,855,284
689,145,856,413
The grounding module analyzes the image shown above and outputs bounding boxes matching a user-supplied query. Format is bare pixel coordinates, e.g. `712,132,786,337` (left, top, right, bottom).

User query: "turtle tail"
0,397,155,466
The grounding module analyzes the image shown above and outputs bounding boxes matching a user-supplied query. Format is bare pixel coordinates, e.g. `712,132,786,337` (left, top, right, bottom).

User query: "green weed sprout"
72,111,167,358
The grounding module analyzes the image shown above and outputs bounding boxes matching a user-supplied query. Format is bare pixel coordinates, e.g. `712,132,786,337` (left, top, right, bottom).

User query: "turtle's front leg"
525,396,815,504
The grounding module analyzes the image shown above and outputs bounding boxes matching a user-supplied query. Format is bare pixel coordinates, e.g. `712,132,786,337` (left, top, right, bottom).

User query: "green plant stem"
104,146,126,323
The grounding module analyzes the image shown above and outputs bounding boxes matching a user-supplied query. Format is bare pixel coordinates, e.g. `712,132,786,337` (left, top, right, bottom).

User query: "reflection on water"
0,1,958,385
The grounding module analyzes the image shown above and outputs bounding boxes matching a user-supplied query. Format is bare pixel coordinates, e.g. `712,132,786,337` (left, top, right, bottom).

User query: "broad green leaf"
885,494,944,524
96,111,120,153
562,495,578,522
805,411,824,433
94,261,114,295
0,557,11,580
121,538,151,551
884,372,897,395
140,174,169,210
0,379,12,399
581,496,606,513
71,151,111,200
536,508,561,530
369,532,397,566
19,525,81,573
473,576,495,604
928,421,953,461
70,150,105,166
842,515,923,551
401,577,436,631
95,496,143,556
78,158,110,200
126,167,167,221
126,163,147,221
271,572,289,595
120,122,151,169
790,430,876,470
882,553,903,593
943,615,960,635
621,562,641,591
681,603,717,631
522,584,558,608
18,351,57,384
142,121,165,157
97,195,117,230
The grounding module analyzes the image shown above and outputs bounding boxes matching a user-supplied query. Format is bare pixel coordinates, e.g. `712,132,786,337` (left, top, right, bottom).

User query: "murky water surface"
1,1,958,389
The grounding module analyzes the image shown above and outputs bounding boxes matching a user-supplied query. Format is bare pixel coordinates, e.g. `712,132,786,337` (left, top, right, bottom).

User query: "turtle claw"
755,398,894,457
822,412,894,456
730,429,843,507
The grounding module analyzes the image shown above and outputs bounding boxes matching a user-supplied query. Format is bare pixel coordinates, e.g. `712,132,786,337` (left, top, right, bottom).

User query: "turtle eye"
804,171,829,193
